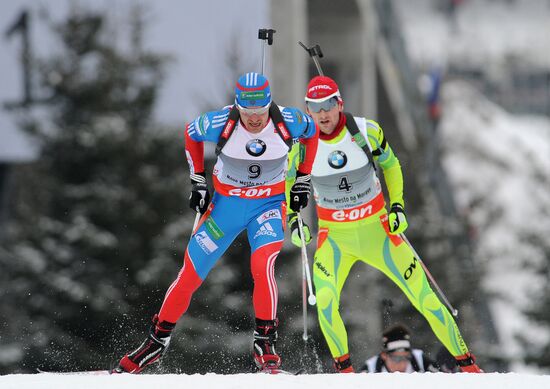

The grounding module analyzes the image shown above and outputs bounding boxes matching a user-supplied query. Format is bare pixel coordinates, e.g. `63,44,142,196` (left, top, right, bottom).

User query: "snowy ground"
2,372,550,389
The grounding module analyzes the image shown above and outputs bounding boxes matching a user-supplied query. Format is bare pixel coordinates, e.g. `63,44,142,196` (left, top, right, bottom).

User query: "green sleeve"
285,142,302,217
366,120,405,208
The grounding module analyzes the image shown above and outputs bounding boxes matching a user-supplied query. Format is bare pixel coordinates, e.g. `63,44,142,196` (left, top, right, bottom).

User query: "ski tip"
258,368,290,375
36,369,113,375
258,366,302,375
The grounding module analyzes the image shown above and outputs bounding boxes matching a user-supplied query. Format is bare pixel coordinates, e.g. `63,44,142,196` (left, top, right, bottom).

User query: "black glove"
189,172,210,214
289,171,311,212
388,202,408,235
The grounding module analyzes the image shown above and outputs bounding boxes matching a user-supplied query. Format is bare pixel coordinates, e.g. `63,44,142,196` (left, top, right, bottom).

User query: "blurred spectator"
358,324,440,373
418,65,443,131
447,0,465,17
427,66,442,127
444,0,465,31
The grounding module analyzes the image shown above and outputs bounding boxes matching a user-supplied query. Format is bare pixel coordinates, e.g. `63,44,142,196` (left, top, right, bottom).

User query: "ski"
36,368,117,375
37,367,304,375
258,367,304,375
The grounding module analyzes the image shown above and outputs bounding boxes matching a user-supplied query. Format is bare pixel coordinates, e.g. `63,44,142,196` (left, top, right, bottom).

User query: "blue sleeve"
187,107,230,143
280,107,316,139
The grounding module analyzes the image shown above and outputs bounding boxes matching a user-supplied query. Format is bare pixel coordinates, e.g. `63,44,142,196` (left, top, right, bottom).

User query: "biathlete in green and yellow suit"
286,75,483,373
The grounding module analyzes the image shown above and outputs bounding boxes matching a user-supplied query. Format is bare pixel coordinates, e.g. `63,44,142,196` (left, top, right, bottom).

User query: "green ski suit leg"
313,210,469,359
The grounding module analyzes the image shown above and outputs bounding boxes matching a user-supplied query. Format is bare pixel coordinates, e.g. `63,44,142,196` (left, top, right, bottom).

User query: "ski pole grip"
298,41,324,59
258,28,276,45
298,41,325,76
312,44,323,58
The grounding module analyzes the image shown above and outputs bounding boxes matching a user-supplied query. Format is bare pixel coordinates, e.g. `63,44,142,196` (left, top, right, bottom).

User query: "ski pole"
297,212,316,341
399,233,459,317
298,41,325,76
297,213,316,306
302,257,308,341
258,28,276,75
192,212,201,234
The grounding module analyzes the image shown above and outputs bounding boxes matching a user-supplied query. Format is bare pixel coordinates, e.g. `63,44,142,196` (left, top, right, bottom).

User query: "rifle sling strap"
215,103,292,156
344,112,376,170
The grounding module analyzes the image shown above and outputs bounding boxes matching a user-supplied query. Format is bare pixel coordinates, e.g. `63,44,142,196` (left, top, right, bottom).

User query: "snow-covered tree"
0,7,188,373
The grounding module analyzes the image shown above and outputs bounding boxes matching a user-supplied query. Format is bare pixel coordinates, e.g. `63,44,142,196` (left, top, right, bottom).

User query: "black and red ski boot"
115,314,176,374
253,318,281,371
455,352,484,373
334,353,354,373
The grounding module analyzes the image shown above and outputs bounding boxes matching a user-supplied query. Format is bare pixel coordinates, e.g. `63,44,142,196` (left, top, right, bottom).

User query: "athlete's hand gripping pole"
399,233,459,317
258,28,276,75
189,172,210,214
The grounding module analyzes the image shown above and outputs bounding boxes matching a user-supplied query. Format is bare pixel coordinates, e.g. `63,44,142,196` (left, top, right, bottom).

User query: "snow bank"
439,80,550,370
2,372,550,389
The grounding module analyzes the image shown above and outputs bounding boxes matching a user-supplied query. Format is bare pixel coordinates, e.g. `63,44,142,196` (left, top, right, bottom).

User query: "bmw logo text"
246,139,267,157
328,150,347,169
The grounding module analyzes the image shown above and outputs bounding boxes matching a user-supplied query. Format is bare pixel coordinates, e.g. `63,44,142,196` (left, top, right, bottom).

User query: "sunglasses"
387,353,411,363
306,97,338,113
236,102,271,115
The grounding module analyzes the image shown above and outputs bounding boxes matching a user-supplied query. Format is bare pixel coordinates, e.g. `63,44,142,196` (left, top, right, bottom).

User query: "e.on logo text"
228,187,272,198
331,204,373,221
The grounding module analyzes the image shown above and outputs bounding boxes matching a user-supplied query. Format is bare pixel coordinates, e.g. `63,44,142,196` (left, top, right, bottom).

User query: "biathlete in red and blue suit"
115,72,319,373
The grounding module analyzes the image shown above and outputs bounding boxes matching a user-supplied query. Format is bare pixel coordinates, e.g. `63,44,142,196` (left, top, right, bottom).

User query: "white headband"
386,339,411,351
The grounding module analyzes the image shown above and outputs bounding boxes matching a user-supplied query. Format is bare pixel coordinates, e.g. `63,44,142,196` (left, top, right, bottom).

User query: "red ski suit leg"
250,241,283,321
158,240,283,323
158,249,203,323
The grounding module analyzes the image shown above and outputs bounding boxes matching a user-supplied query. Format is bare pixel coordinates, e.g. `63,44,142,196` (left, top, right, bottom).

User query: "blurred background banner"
1,0,549,375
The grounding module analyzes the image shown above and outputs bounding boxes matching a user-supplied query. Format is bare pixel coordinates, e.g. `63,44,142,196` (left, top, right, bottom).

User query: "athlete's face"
306,98,343,135
381,351,411,373
239,108,270,133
